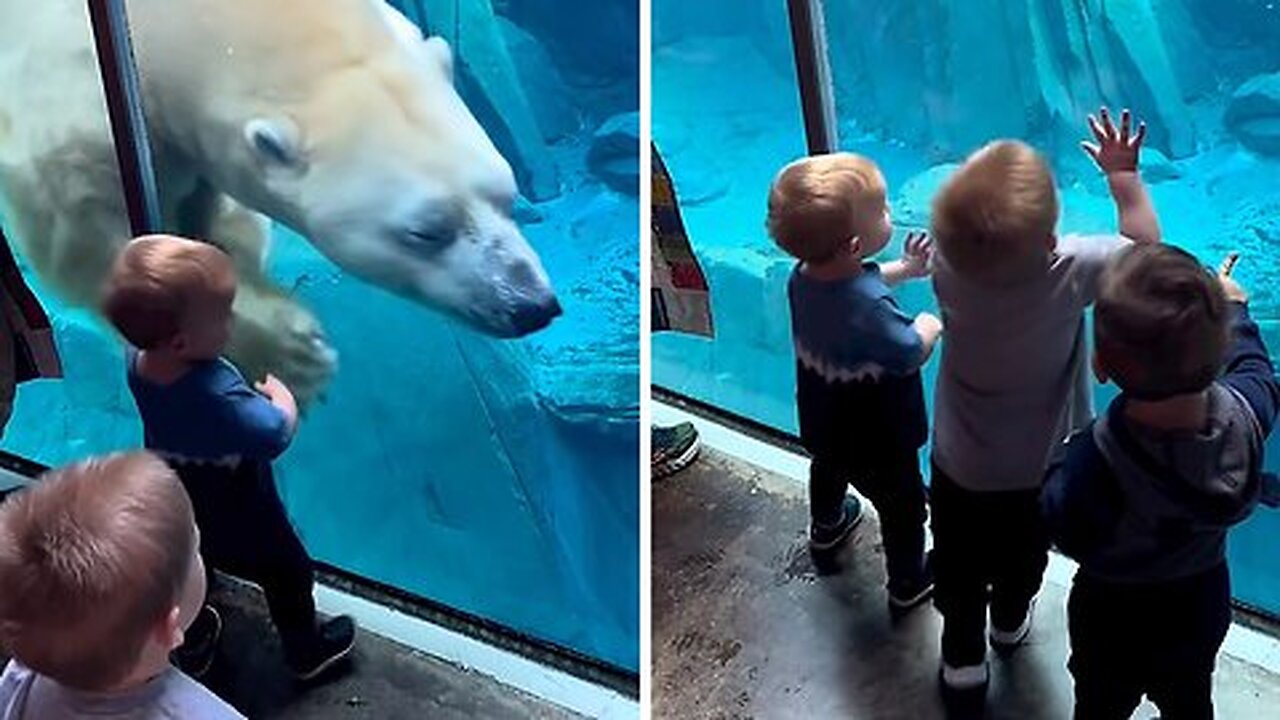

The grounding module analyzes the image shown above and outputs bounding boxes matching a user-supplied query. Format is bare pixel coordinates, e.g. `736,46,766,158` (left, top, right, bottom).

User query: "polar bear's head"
228,35,560,338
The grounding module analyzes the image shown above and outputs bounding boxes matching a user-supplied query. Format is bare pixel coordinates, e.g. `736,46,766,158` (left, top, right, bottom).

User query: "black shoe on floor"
808,495,865,552
172,605,222,678
288,615,356,682
888,551,936,614
652,423,702,479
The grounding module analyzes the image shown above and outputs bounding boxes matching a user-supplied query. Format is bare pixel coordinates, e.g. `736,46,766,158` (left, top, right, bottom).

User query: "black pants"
175,460,317,652
1069,564,1230,720
810,445,927,586
930,465,1048,667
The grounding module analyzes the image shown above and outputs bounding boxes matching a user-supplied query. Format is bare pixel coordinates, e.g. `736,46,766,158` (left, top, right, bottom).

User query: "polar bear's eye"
404,227,451,249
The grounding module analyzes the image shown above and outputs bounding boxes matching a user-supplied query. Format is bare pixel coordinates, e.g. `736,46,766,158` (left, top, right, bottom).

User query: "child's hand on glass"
256,373,300,429
256,373,290,400
1218,252,1247,304
1082,107,1146,175
899,231,933,279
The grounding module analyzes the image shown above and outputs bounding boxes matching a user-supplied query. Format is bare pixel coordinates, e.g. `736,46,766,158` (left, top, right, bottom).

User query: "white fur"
0,0,557,404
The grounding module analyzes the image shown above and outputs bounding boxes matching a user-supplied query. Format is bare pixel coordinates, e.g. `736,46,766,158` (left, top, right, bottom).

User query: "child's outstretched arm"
1218,255,1280,439
1082,108,1161,245
879,232,933,286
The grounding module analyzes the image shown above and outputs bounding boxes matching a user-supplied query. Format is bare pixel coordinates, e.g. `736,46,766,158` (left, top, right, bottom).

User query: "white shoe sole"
990,599,1036,650
808,503,865,551
941,661,990,691
292,637,355,682
653,437,701,479
888,582,935,610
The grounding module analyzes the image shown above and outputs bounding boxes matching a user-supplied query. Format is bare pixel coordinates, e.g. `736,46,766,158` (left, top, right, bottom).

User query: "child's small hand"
900,231,933,279
1218,252,1248,304
255,373,290,400
1082,107,1146,175
915,312,943,338
913,311,944,362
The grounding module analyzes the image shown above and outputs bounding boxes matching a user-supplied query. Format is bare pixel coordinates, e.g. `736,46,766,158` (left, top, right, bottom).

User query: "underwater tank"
0,0,639,672
653,0,1280,617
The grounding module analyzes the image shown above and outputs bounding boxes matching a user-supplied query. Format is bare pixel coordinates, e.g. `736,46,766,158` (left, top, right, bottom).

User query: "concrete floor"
2,580,581,719
652,448,1280,720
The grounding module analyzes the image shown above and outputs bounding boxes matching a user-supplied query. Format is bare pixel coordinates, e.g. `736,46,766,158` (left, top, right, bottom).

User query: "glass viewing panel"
0,0,639,670
654,0,1280,617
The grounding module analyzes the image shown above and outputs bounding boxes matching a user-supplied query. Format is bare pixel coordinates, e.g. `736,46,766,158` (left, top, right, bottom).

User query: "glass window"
1,0,638,671
655,1,1280,618
822,0,1280,617
652,0,811,432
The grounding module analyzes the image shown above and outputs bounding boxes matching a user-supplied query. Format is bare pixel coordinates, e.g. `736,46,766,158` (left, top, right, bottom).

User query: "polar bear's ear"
245,118,306,170
423,36,455,83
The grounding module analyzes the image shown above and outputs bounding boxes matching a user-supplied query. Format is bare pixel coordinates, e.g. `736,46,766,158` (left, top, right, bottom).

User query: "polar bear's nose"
511,295,562,335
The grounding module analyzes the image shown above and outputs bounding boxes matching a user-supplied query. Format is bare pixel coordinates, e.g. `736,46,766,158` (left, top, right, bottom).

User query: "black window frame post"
786,0,839,156
86,0,162,237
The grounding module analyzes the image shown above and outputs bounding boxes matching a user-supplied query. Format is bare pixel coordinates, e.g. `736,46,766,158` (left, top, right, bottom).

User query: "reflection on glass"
0,0,638,670
654,1,1280,616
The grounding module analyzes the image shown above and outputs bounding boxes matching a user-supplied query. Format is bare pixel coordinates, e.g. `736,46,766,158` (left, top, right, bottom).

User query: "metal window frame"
786,0,838,156
86,0,162,236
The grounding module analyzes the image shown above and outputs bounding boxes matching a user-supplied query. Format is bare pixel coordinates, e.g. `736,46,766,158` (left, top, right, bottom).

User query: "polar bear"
0,0,560,404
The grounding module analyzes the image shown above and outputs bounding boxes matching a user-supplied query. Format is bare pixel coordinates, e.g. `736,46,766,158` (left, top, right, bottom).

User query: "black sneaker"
888,551,936,613
172,605,222,678
652,423,701,479
287,615,356,682
808,495,864,552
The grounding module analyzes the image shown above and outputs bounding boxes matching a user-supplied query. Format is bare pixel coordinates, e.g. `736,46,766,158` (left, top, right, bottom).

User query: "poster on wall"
651,143,713,337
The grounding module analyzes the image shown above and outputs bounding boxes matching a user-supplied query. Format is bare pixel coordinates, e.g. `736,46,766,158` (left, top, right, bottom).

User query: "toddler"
0,452,244,718
768,152,941,611
1044,246,1279,718
928,109,1160,699
103,234,354,681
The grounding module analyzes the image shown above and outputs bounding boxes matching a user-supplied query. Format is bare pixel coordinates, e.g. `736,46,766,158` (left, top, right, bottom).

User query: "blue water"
2,1,639,671
653,0,1280,617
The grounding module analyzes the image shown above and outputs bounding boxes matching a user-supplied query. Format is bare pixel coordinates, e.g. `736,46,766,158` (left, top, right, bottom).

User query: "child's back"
127,354,291,466
1043,244,1280,717
103,235,354,681
931,231,1118,491
928,112,1162,703
768,153,942,612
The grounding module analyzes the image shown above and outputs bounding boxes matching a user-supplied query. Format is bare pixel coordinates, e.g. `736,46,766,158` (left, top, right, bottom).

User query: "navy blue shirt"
788,263,924,382
127,350,291,464
789,263,928,459
1042,303,1280,583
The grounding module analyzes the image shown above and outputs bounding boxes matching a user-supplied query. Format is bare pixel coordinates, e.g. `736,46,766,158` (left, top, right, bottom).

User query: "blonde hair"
0,453,196,691
103,235,236,350
931,140,1059,284
1095,244,1229,400
767,153,886,263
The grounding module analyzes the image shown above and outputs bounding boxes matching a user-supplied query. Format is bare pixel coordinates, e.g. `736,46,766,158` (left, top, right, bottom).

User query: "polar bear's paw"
227,289,337,408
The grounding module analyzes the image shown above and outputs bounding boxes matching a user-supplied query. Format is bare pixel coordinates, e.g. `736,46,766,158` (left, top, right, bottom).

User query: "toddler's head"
103,235,236,360
1095,244,1229,400
767,153,892,265
932,140,1059,285
0,453,205,691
